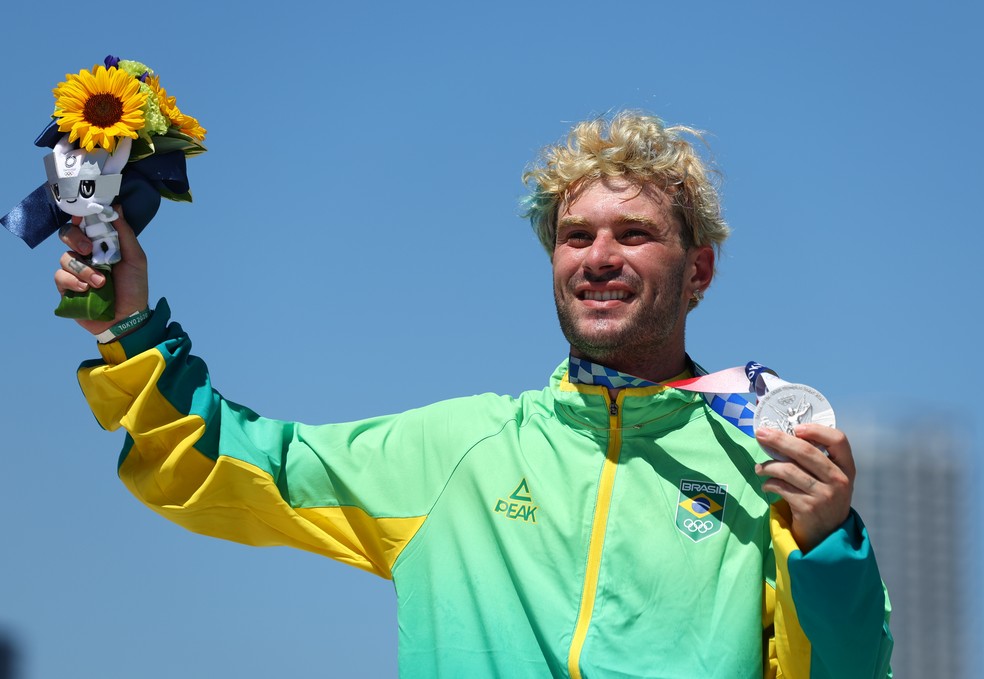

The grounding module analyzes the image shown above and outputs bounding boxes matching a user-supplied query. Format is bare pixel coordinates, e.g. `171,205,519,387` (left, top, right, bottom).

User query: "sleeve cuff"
797,509,868,564
96,298,172,365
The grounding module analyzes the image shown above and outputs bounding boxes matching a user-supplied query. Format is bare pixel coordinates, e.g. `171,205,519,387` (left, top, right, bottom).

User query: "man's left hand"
754,424,856,553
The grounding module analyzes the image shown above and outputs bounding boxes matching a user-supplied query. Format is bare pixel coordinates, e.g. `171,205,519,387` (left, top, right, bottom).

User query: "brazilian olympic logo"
674,480,728,543
683,518,714,534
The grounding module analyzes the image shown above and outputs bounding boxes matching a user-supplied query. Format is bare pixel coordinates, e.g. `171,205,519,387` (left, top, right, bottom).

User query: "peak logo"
493,478,539,524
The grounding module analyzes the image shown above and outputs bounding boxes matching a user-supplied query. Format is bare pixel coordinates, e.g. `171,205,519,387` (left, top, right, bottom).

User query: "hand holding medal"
749,375,854,554
732,366,853,553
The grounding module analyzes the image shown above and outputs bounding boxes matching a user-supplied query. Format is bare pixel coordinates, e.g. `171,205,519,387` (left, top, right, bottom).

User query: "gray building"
849,417,979,678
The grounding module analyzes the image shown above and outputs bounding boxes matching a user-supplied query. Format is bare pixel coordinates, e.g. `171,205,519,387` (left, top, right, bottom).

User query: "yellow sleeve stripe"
81,347,219,508
96,338,129,366
770,501,812,678
88,348,426,579
296,504,427,577
80,348,175,433
132,455,424,578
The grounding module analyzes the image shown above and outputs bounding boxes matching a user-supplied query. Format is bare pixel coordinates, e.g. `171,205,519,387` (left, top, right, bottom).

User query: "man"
54,112,892,678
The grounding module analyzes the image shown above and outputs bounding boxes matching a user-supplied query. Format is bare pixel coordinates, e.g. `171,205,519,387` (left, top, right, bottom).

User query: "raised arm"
53,227,495,579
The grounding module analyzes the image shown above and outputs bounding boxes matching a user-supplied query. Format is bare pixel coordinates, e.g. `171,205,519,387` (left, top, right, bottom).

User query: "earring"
692,288,704,302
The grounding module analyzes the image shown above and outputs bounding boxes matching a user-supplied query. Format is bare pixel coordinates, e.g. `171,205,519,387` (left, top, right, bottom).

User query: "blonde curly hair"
522,111,730,256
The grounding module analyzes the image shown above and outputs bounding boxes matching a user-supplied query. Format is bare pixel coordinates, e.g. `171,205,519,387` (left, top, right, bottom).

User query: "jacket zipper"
567,392,624,679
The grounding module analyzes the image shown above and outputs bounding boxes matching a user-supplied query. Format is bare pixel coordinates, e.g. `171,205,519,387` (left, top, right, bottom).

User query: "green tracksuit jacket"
79,301,893,678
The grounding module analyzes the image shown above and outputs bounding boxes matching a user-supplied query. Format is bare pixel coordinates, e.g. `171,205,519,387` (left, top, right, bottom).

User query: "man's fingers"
793,423,848,452
756,425,854,503
791,424,856,478
58,252,106,288
756,425,854,480
58,223,93,256
755,427,826,470
757,458,822,495
55,268,90,294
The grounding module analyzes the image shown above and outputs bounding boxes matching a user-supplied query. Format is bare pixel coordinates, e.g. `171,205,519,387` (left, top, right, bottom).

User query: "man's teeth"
583,290,628,301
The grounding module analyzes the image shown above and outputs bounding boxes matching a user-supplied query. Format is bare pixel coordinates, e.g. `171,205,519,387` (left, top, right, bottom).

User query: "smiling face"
552,177,714,381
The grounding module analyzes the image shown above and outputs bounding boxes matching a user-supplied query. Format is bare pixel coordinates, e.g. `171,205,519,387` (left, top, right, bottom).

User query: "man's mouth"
580,290,630,301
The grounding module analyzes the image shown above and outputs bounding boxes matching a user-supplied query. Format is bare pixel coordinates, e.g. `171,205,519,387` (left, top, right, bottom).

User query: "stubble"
554,257,687,368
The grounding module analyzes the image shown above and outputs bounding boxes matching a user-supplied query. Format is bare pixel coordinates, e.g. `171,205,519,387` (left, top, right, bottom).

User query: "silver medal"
753,383,836,460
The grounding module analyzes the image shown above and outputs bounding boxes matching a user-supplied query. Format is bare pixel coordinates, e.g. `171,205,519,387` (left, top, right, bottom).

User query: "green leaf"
128,137,156,162
160,188,193,203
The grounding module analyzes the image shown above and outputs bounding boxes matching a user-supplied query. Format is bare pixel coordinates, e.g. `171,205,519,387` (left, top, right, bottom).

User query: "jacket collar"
549,359,705,434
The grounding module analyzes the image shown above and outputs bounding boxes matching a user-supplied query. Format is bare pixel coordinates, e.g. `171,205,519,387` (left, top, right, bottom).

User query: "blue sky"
1,2,980,677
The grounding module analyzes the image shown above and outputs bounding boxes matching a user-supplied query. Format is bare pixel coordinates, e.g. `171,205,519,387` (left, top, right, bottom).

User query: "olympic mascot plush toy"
2,55,206,320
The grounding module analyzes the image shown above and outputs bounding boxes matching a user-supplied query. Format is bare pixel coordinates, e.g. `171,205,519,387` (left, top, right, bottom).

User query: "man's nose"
584,232,623,272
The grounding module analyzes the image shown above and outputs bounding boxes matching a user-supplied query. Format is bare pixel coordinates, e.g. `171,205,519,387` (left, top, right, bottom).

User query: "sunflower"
52,65,147,153
173,111,207,141
146,74,206,142
146,75,177,121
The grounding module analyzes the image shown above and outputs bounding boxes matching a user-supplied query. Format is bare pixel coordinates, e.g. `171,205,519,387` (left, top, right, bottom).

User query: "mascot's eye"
50,183,60,200
79,180,96,198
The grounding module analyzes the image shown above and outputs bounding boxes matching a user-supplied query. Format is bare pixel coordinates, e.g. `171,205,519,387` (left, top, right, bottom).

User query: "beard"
554,260,687,366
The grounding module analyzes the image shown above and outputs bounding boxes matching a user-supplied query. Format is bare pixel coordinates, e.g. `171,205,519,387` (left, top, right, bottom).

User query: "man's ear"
690,245,714,292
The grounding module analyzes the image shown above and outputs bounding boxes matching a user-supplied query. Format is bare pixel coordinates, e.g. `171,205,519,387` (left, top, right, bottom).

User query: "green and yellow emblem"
674,479,728,542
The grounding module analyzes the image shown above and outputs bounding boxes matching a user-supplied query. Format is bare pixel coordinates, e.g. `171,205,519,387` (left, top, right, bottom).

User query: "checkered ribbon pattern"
567,356,759,438
568,356,661,390
704,393,756,436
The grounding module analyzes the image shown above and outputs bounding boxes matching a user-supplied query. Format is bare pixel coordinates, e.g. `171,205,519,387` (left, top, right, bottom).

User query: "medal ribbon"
666,362,790,437
568,357,792,438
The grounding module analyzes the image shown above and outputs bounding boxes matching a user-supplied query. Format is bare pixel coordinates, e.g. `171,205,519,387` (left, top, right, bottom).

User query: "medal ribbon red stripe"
665,362,785,439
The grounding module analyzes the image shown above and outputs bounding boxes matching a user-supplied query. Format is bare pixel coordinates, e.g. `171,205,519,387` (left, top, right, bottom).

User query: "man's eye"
79,180,95,198
564,232,593,245
621,230,651,243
